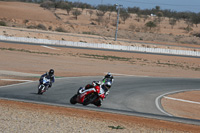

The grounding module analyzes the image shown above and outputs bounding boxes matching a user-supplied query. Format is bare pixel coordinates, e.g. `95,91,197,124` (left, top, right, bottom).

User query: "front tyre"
38,88,43,95
38,85,44,95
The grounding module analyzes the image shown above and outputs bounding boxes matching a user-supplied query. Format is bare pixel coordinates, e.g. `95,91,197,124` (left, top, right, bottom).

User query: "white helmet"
105,72,113,79
104,81,112,89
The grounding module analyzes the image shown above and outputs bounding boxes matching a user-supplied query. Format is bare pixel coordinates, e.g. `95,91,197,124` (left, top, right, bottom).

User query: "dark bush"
40,1,54,9
193,33,200,38
37,24,47,30
72,9,82,20
0,21,6,26
145,21,157,30
48,26,52,30
24,19,29,24
55,27,66,32
27,25,37,29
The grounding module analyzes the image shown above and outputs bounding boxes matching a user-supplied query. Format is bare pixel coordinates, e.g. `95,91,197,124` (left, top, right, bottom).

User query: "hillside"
0,1,200,46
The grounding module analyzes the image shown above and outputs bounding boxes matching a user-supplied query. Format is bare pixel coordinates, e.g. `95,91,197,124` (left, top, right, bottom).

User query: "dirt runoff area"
0,41,200,132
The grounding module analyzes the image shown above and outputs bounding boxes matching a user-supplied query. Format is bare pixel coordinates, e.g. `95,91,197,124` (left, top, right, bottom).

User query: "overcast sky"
68,0,200,13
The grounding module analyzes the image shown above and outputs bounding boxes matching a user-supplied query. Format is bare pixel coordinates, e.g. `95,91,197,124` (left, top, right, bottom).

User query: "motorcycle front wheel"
38,85,45,95
70,94,78,104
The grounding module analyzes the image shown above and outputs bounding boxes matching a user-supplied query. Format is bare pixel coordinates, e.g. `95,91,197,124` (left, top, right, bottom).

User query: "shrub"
193,33,200,38
82,32,97,35
40,1,54,9
184,26,193,33
72,9,82,20
145,21,157,30
0,21,6,26
24,19,29,24
48,26,52,30
55,27,66,32
27,25,37,29
37,24,47,30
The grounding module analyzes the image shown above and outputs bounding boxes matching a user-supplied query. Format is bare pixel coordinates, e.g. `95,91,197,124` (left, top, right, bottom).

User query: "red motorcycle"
70,85,105,106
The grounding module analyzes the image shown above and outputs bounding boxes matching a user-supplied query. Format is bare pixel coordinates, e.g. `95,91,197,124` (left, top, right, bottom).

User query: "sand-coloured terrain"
0,1,200,132
0,41,200,132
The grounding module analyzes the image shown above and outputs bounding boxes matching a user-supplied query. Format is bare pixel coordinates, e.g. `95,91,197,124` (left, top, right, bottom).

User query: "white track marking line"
155,89,200,116
164,96,200,105
0,81,35,88
106,72,149,77
155,94,173,116
1,79,33,82
41,45,60,50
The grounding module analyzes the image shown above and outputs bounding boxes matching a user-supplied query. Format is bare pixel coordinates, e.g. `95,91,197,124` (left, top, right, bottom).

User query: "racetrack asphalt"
0,76,200,125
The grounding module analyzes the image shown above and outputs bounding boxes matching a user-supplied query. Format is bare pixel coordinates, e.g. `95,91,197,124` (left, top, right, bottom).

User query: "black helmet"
49,69,54,76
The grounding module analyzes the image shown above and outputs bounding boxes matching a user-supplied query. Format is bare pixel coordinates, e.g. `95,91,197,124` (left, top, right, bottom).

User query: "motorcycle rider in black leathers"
39,69,55,88
84,72,114,90
102,72,114,83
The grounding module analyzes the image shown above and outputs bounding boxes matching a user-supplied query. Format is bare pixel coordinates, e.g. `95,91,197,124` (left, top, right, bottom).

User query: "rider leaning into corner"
80,72,114,107
39,69,55,88
102,72,114,83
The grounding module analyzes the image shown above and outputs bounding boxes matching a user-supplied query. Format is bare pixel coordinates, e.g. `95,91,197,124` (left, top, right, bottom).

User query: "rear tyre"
70,94,77,104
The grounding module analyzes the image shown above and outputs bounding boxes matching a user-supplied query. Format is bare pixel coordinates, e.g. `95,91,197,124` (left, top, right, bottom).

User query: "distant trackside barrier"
0,35,200,57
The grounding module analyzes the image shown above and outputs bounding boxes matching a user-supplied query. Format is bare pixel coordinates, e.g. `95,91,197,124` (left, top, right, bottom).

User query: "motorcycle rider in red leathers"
95,81,111,106
80,80,112,107
77,72,113,107
92,72,114,106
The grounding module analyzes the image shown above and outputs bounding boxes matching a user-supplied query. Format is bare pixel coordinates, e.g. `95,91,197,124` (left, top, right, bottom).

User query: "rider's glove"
105,91,109,96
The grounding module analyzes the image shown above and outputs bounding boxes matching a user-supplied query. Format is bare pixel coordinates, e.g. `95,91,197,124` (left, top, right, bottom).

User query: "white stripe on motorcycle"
80,88,96,94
